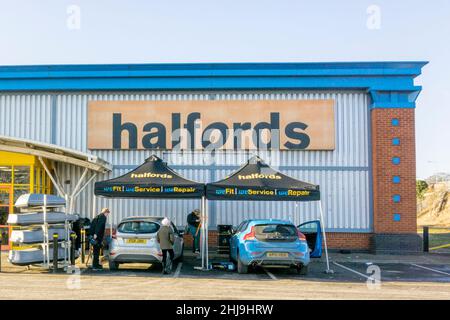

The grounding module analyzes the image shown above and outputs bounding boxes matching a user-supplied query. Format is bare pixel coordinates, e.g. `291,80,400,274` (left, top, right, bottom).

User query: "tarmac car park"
1,250,450,300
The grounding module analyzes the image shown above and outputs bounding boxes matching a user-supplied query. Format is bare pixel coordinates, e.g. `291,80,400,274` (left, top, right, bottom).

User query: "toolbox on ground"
217,224,232,254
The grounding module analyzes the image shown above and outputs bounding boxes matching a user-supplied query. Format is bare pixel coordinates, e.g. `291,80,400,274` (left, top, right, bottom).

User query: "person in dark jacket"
157,217,175,274
72,217,90,251
187,209,201,253
91,207,110,270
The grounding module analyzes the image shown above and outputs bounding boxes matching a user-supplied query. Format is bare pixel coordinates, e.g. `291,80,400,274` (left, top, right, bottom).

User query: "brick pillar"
371,108,422,253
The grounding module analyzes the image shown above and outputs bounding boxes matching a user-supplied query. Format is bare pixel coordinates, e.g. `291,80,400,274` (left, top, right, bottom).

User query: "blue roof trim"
0,61,428,108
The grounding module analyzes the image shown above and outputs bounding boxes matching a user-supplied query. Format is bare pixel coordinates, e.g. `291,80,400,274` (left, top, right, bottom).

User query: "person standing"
157,217,175,274
187,209,201,254
90,207,110,270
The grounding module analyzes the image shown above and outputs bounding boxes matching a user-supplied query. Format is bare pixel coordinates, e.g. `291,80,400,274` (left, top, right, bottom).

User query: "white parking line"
263,268,278,280
173,262,182,278
332,261,375,281
411,263,450,276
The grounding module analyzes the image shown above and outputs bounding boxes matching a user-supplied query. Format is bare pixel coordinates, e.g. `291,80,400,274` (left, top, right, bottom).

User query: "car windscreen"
254,224,298,242
118,221,160,234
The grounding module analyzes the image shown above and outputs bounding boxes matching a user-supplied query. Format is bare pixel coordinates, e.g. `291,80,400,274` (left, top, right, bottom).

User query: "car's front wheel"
237,251,248,274
109,261,119,271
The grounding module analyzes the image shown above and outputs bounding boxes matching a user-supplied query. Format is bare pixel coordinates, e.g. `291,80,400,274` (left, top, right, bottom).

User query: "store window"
0,157,51,216
13,166,30,185
0,166,12,183
0,188,10,206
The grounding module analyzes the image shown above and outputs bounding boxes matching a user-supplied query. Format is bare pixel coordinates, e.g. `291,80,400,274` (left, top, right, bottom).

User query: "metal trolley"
8,194,76,271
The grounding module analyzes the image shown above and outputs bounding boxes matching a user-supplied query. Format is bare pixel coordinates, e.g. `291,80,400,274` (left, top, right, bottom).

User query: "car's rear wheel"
237,251,248,274
109,261,119,271
297,265,308,275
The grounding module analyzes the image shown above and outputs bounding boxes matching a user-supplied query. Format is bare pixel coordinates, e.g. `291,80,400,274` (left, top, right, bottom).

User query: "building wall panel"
0,90,371,231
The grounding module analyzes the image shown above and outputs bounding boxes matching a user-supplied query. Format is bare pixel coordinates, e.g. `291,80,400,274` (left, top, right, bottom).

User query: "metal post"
81,229,86,263
69,168,89,213
318,201,333,274
0,232,2,273
53,233,59,273
65,194,70,266
92,195,96,220
38,157,66,197
109,209,112,248
70,233,76,266
73,173,97,200
43,195,49,268
205,198,209,270
200,196,205,269
423,226,429,252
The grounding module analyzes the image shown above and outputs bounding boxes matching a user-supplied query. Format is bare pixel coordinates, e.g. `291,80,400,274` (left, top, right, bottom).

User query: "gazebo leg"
196,196,210,271
318,201,334,274
205,198,209,269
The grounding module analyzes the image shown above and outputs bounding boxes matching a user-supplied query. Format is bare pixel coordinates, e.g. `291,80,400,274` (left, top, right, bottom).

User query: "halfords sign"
87,100,335,150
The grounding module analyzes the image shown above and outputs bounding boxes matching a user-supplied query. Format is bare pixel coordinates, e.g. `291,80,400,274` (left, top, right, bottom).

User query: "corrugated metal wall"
0,91,371,232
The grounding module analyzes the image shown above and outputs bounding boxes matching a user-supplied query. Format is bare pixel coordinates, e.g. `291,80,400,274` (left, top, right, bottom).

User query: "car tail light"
243,226,256,241
157,251,163,257
297,230,306,241
112,229,117,240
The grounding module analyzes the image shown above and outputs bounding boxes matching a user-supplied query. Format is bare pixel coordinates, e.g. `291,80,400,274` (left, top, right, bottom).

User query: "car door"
230,221,246,260
171,222,182,257
297,220,322,258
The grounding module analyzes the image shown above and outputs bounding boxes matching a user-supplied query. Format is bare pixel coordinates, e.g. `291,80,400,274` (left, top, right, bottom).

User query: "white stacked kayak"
15,193,66,209
10,227,68,243
7,212,78,226
8,193,79,268
8,247,79,266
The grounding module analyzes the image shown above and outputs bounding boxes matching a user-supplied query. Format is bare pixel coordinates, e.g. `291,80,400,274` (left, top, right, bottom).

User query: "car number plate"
126,239,147,244
267,252,288,258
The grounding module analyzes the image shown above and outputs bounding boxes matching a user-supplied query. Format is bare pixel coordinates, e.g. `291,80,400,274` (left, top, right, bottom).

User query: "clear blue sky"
1,0,449,179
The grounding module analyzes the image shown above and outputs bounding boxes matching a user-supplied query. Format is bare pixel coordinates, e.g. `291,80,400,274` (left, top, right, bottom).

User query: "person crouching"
157,217,175,274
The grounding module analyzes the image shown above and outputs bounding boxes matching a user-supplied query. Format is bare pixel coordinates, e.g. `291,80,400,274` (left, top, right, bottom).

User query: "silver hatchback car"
108,216,184,270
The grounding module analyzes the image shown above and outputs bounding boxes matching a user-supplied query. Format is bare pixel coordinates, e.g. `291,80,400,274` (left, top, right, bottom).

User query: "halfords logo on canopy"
238,174,282,180
87,100,335,151
130,173,173,179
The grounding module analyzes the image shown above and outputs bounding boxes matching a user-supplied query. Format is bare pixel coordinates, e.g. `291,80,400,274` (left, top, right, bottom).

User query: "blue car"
229,219,322,274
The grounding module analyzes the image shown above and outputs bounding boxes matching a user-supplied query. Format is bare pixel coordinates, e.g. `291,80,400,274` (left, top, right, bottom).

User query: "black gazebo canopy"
206,156,320,201
94,155,204,199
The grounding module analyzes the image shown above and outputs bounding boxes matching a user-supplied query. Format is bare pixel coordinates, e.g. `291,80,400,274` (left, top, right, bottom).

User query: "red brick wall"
325,232,372,250
184,231,219,248
184,231,372,250
371,108,417,234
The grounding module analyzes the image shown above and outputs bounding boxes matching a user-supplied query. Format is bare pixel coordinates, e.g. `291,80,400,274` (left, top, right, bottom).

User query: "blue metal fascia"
369,87,422,109
0,62,428,109
0,67,426,79
0,61,428,75
0,75,420,92
0,62,427,94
